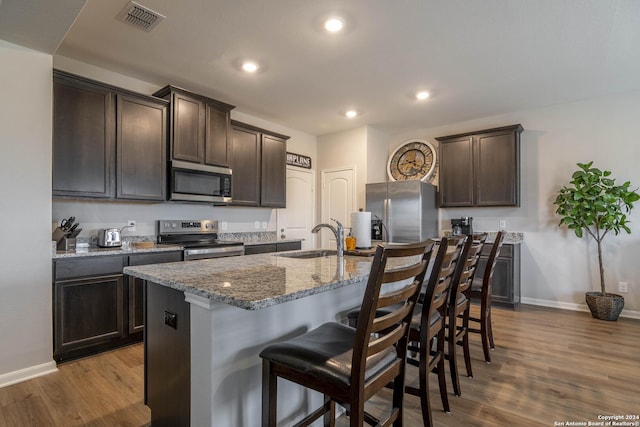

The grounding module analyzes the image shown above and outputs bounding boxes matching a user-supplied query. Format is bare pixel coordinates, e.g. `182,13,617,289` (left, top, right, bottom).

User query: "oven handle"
184,246,245,260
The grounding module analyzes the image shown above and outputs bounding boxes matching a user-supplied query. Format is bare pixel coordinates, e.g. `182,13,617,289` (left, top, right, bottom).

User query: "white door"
319,166,356,249
277,167,315,250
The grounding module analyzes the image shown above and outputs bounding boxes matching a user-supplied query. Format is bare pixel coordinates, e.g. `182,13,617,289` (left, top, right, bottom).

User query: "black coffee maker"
451,217,473,236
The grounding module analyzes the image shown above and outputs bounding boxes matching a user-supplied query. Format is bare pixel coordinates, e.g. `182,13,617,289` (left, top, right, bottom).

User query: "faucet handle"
330,218,343,228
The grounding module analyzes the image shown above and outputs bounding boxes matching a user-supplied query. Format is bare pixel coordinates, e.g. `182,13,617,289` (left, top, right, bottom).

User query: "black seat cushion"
260,322,396,389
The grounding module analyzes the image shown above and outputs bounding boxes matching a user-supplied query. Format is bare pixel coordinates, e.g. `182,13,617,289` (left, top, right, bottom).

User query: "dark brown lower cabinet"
473,243,521,309
53,251,182,362
244,241,302,255
54,274,124,361
127,251,183,335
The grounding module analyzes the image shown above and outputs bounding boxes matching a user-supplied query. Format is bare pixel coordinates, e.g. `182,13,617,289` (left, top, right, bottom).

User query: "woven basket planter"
585,292,625,321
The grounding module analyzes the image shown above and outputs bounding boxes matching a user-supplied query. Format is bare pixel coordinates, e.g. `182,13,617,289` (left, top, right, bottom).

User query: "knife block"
57,237,76,251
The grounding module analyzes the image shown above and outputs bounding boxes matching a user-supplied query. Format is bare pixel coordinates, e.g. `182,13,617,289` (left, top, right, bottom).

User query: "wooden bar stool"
404,236,466,427
468,231,504,363
259,240,435,426
446,233,486,396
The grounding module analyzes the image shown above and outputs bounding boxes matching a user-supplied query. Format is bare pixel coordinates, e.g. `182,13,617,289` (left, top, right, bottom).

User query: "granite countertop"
53,243,184,259
124,252,376,311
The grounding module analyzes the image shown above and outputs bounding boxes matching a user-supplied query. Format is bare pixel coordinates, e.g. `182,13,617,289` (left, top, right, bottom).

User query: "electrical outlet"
127,220,136,231
618,282,629,293
254,221,260,229
262,221,267,229
499,219,506,230
220,221,228,231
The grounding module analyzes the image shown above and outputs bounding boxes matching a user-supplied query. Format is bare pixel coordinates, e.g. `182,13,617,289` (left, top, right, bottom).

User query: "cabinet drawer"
277,241,301,252
245,244,277,255
55,256,125,280
128,251,183,266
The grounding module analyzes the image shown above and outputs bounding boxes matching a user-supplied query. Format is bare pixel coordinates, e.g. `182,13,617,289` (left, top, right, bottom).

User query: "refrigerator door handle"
384,198,390,242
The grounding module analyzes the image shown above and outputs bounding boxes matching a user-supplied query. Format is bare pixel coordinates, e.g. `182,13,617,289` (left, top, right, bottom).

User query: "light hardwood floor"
1,304,639,426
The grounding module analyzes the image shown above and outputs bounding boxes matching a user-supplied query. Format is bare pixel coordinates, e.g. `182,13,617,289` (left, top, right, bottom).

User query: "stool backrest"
351,240,435,390
450,233,487,307
421,236,466,330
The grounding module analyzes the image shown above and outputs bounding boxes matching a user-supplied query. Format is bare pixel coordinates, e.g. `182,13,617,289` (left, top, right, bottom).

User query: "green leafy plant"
554,161,640,294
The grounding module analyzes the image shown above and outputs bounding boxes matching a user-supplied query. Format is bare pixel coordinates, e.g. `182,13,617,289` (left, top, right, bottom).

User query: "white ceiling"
3,0,640,136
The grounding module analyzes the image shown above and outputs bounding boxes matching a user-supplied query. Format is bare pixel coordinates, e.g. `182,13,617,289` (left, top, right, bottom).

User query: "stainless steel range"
157,220,244,260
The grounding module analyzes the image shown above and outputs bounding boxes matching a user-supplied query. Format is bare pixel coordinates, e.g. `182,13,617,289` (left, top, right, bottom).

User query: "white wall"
52,56,318,237
0,41,57,383
391,91,640,316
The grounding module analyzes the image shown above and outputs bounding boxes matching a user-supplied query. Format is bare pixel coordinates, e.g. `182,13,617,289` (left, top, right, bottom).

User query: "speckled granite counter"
484,231,523,244
53,244,183,259
441,231,524,244
124,252,374,310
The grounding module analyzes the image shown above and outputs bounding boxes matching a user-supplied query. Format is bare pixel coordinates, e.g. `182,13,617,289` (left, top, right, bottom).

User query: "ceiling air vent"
117,1,165,32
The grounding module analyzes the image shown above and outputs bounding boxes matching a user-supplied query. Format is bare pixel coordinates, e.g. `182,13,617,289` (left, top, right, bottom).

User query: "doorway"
277,167,315,250
319,166,356,249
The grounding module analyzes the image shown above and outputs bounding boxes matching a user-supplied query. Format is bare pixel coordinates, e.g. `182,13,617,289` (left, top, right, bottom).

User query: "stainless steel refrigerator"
365,181,438,243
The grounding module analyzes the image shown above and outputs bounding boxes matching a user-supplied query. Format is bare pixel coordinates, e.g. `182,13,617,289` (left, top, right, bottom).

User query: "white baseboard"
522,297,640,320
0,360,58,388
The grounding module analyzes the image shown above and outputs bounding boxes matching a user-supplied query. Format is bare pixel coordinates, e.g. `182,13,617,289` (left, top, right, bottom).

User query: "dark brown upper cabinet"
230,121,289,208
153,85,235,167
53,70,168,201
53,73,115,198
116,94,167,200
436,124,523,207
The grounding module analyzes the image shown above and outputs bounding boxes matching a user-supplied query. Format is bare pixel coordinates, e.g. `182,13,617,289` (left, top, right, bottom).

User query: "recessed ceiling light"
324,17,344,33
416,91,430,100
345,110,358,118
242,61,259,73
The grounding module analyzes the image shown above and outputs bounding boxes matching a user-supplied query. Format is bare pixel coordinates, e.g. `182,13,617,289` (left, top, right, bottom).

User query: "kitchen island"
123,251,377,427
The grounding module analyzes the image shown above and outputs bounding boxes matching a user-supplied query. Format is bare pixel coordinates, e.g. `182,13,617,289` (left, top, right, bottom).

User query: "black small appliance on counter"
451,216,473,236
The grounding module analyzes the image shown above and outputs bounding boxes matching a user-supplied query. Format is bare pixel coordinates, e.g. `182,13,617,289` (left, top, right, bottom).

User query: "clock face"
387,140,436,182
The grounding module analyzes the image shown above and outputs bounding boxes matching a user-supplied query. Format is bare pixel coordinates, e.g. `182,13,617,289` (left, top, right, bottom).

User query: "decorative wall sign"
286,152,312,169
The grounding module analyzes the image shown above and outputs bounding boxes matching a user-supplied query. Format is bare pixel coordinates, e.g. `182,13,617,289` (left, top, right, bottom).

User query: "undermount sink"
275,249,338,259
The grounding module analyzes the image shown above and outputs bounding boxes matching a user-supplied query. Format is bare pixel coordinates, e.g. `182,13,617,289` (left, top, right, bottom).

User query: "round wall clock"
387,140,436,182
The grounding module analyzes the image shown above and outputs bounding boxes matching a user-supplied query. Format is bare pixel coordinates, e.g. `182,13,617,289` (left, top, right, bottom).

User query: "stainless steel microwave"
169,160,232,204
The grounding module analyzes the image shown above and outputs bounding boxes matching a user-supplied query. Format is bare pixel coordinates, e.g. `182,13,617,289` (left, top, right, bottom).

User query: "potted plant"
554,161,640,321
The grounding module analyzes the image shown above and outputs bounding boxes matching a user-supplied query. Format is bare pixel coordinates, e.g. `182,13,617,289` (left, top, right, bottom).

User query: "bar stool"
468,231,504,363
404,235,466,427
259,240,434,427
344,237,465,427
446,233,486,396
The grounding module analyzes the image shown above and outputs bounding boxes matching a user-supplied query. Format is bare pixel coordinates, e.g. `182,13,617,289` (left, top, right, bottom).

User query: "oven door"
170,160,232,204
184,245,245,260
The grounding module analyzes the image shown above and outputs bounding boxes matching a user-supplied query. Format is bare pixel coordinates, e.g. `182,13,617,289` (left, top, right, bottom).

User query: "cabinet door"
230,125,261,206
172,92,205,163
473,244,518,308
260,134,287,207
128,277,145,334
53,274,124,361
127,251,183,334
475,129,519,206
205,104,231,167
53,76,114,198
438,136,474,207
117,94,167,200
